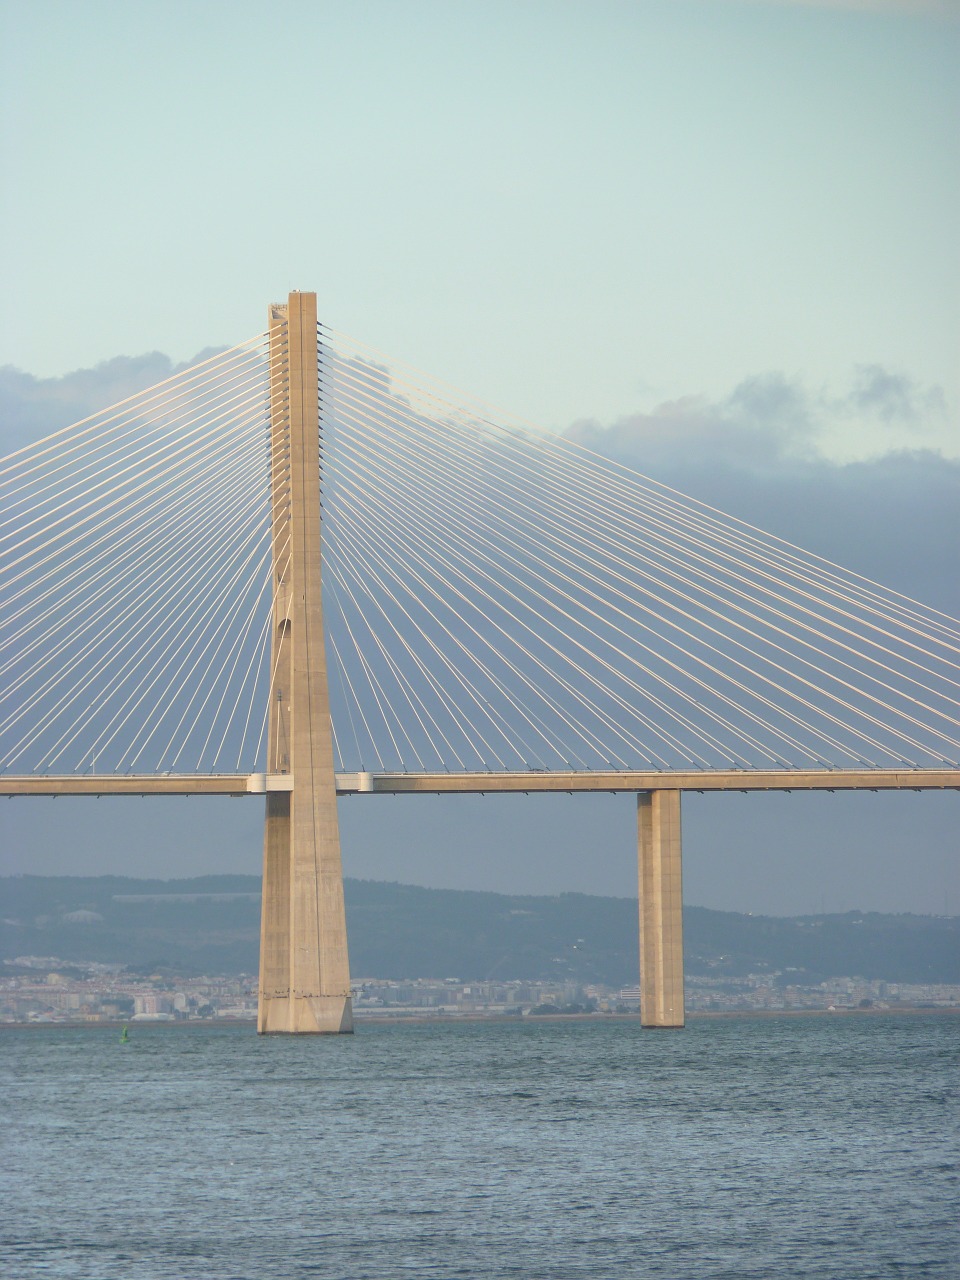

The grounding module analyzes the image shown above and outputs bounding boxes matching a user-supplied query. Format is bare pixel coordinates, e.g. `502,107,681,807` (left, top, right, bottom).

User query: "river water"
2,1015,957,1279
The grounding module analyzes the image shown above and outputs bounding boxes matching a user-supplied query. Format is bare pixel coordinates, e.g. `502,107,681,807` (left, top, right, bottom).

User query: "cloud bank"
0,350,227,457
565,368,959,618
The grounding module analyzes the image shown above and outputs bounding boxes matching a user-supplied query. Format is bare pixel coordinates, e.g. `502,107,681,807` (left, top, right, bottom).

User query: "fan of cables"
3,322,959,780
0,337,275,776
318,326,960,775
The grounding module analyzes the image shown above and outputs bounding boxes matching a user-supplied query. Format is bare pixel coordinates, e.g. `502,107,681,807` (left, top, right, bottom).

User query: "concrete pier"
637,790,684,1028
257,293,353,1034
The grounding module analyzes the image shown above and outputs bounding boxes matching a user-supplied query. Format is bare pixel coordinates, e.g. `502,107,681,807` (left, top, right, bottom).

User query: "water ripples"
1,1015,958,1279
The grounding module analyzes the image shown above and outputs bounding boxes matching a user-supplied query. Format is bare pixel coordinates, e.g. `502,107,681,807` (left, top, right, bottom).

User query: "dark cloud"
565,370,959,617
852,364,947,426
0,349,226,456
567,373,818,478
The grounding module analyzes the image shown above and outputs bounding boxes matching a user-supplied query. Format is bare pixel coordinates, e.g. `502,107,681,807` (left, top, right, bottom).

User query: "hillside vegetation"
1,875,956,986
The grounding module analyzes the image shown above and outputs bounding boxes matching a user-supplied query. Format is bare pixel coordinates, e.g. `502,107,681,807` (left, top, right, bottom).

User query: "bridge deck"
1,769,958,796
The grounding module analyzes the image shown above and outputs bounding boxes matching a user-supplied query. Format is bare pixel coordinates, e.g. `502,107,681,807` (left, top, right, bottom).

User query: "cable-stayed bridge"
2,293,958,1032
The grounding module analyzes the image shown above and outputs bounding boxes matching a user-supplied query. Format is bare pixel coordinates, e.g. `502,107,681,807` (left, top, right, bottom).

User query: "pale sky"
1,0,958,914
1,0,957,447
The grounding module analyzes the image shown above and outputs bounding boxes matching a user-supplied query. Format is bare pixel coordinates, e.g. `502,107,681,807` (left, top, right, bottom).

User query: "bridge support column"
637,790,684,1028
257,292,353,1035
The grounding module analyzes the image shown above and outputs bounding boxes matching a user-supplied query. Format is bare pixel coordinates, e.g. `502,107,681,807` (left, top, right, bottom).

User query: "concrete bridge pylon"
638,790,685,1028
257,292,353,1034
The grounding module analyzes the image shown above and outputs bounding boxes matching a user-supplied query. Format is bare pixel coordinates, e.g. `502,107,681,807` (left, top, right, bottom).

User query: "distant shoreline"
3,1005,958,1031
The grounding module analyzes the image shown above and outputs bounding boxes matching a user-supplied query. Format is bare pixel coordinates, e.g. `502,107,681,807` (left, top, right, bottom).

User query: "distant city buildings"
2,957,958,1024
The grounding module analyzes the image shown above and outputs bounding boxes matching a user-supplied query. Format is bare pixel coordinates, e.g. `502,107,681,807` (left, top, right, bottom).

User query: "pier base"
257,788,353,1035
638,790,685,1028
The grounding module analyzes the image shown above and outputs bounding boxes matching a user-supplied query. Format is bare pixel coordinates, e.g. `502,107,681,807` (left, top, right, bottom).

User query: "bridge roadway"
2,768,959,796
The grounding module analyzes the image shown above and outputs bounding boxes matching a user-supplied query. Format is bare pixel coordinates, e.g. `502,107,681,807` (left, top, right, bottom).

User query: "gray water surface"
2,1015,958,1278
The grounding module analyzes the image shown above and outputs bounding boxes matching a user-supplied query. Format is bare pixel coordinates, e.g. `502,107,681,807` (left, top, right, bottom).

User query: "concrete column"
258,292,353,1034
637,790,685,1028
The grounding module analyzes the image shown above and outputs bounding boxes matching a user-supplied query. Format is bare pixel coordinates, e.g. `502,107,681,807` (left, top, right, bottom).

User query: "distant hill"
1,875,957,985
